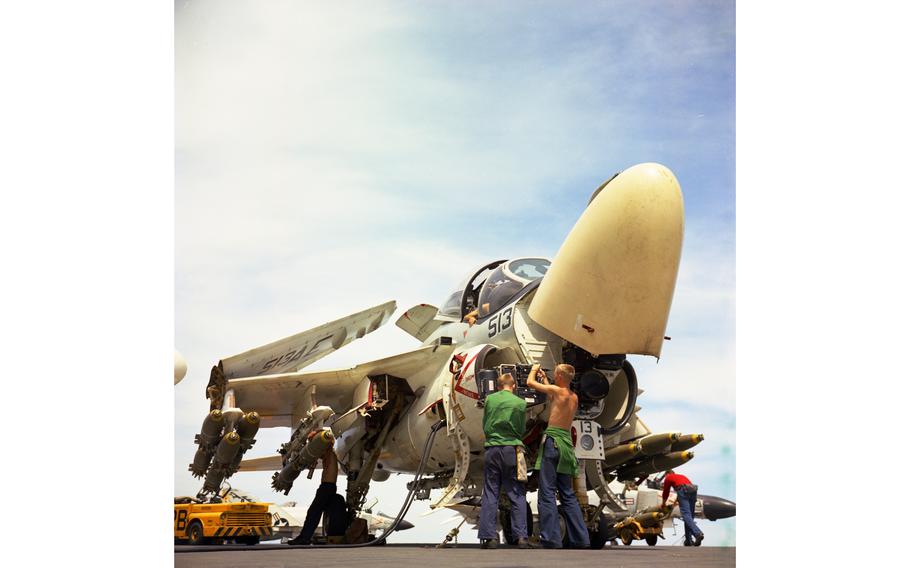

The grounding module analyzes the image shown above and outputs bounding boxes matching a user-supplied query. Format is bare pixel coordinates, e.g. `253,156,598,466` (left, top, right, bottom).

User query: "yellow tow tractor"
174,496,273,545
613,505,673,546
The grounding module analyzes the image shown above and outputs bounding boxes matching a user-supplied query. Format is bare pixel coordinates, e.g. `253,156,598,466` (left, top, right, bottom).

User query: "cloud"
176,0,735,545
177,0,735,213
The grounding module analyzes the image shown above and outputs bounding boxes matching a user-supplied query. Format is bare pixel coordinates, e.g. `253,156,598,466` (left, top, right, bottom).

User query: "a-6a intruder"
188,162,698,548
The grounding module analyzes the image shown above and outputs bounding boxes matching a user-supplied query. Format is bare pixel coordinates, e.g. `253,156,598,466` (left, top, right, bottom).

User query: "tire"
186,521,206,545
588,514,610,550
557,506,593,549
500,509,518,546
558,506,569,547
526,502,534,541
500,502,534,545
620,530,633,546
645,534,658,546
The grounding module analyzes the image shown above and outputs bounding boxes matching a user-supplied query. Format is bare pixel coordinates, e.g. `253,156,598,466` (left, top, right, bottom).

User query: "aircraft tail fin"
395,304,444,341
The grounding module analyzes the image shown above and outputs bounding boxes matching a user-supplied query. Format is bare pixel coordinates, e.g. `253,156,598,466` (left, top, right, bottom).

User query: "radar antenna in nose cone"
528,162,684,358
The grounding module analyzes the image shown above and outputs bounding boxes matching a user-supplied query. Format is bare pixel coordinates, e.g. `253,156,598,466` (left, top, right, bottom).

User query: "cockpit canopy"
438,257,551,320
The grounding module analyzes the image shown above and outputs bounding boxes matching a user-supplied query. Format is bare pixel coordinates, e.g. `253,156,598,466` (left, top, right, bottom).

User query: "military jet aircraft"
187,162,696,548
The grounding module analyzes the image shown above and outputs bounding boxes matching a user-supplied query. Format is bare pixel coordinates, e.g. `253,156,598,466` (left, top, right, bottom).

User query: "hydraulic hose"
176,418,448,553
314,418,446,548
601,360,638,436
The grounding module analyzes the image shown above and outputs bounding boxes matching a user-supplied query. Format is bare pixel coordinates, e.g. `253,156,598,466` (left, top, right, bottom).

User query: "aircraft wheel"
645,535,658,546
526,502,535,540
500,509,518,546
558,506,569,547
500,502,534,545
187,521,206,545
588,514,610,550
555,506,587,548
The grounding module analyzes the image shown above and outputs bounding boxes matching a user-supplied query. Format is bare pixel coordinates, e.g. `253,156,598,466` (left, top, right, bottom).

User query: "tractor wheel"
645,534,658,546
187,521,206,545
620,530,634,546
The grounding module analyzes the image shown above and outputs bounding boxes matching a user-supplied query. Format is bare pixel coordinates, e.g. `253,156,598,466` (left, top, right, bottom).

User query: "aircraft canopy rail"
438,260,505,319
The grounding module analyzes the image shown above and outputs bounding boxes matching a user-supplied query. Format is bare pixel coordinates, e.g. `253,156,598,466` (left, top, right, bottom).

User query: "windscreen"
477,258,550,316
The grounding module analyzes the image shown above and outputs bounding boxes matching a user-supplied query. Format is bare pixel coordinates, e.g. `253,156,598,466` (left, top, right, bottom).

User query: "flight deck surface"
175,544,735,567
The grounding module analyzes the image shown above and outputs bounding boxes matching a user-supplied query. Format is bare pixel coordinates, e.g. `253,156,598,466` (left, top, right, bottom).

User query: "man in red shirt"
661,470,704,546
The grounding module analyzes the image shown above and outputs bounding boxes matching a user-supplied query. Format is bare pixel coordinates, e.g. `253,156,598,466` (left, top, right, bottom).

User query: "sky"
176,0,735,546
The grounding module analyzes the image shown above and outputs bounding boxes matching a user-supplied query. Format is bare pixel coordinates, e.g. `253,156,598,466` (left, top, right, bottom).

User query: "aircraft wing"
219,301,397,379
226,344,441,428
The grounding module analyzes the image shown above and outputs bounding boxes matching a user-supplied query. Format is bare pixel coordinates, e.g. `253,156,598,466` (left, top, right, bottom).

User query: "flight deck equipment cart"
612,505,673,546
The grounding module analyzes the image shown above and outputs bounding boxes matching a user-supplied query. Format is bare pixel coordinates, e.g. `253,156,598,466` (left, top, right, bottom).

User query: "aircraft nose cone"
528,162,684,358
396,519,415,531
701,495,736,520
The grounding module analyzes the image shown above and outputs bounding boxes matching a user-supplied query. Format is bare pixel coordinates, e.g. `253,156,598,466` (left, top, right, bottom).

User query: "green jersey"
482,390,527,447
534,426,579,476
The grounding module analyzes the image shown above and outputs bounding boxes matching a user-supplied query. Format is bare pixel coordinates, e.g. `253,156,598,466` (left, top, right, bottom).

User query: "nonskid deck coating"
175,544,734,568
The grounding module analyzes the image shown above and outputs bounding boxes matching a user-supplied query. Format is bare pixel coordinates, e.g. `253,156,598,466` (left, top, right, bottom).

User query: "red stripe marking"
419,397,444,415
453,351,481,400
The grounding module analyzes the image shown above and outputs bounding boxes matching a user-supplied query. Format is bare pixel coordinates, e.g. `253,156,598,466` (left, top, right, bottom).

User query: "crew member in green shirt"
478,372,532,549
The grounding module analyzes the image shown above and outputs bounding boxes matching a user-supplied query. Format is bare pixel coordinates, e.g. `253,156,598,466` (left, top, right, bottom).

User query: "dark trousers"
478,445,528,541
676,486,703,543
537,436,589,548
293,482,346,544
